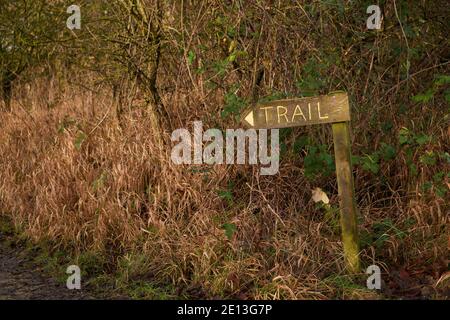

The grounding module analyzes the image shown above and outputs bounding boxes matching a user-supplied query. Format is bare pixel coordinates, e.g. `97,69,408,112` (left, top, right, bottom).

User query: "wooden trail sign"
241,92,360,273
241,93,350,129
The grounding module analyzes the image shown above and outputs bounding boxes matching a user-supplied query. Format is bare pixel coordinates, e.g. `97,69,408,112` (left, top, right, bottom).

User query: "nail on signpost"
241,92,360,273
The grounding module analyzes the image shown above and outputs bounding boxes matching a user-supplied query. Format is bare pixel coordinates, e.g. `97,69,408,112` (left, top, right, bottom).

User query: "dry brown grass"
0,74,447,299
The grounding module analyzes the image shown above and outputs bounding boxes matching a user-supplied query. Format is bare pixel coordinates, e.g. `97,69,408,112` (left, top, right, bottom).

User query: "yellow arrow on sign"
243,110,254,127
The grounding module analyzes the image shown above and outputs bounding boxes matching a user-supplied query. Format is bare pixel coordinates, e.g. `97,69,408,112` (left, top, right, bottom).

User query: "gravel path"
0,232,91,300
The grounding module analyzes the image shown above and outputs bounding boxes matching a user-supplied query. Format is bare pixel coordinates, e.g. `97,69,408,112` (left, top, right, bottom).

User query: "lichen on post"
331,121,360,273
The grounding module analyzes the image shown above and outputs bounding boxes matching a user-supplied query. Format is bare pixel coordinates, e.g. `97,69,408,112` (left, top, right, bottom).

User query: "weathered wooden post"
241,92,360,273
332,121,360,273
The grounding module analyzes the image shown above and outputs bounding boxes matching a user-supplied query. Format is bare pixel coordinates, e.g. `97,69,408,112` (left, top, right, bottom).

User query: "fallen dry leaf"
312,187,330,204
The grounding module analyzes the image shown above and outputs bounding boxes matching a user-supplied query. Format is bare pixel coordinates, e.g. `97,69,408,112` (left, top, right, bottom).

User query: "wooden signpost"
241,92,360,273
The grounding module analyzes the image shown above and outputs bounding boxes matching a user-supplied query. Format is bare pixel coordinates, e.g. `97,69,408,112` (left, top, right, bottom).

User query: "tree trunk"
118,0,171,141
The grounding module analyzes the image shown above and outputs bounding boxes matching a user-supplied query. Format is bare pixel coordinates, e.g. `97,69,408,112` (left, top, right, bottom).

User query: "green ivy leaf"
434,74,450,86
361,154,380,174
221,90,246,119
433,172,445,182
380,143,396,161
222,223,236,240
444,89,450,103
74,131,87,150
440,152,450,164
422,181,432,192
217,190,233,203
187,50,196,65
304,144,334,178
415,134,431,145
435,184,447,198
399,127,410,145
412,88,434,103
351,155,361,165
419,151,437,166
